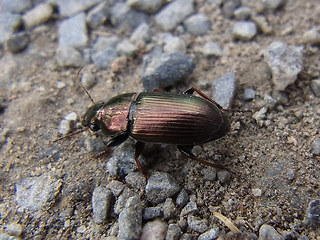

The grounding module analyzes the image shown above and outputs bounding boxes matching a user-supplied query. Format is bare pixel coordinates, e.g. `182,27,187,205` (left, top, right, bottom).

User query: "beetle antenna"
77,68,96,104
53,126,90,143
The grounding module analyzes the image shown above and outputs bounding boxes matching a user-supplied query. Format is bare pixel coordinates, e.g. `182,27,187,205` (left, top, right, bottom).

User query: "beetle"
81,87,231,175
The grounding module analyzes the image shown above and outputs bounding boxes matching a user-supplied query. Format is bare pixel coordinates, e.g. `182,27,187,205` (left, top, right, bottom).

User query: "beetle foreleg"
134,141,148,178
106,133,129,148
184,87,224,110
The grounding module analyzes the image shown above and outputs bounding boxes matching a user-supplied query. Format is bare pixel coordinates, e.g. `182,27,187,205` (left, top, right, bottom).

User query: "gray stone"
86,2,110,28
166,223,182,240
142,53,195,90
244,88,256,100
92,36,119,69
212,72,236,109
81,72,96,90
114,188,137,215
0,0,32,13
125,171,146,191
106,142,142,177
145,171,180,204
217,170,231,183
143,207,163,220
4,223,23,236
163,35,186,54
140,219,168,240
259,224,285,240
198,226,219,240
201,167,217,181
56,46,85,67
130,23,151,43
110,2,148,31
187,215,208,233
302,28,320,45
176,189,189,208
163,198,178,220
116,39,138,57
22,3,53,29
58,13,88,49
311,79,320,97
117,195,142,240
127,0,165,14
92,186,113,224
57,0,100,17
5,32,29,53
262,0,286,11
234,6,252,20
184,13,210,35
202,41,223,57
155,0,194,31
304,199,320,228
180,200,198,216
233,21,257,41
0,12,22,44
107,180,125,197
311,138,320,155
264,41,303,91
222,0,240,18
15,174,62,211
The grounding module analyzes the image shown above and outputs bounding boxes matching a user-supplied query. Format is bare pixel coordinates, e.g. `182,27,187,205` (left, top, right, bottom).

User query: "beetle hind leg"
177,145,230,171
134,141,148,178
106,133,129,147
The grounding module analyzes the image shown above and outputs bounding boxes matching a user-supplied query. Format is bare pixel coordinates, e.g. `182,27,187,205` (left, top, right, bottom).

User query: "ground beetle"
81,87,231,175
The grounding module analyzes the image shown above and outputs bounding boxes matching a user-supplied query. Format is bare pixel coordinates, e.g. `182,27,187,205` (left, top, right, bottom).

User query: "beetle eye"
90,120,100,132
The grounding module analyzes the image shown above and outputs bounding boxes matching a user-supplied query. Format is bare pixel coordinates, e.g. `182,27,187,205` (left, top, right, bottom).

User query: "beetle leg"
184,87,224,110
177,145,230,171
106,133,129,147
134,141,148,178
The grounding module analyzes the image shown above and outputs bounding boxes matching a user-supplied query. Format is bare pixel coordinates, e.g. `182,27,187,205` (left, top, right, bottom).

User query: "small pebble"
310,79,320,97
166,223,182,240
76,225,86,234
6,32,30,53
58,12,88,49
163,35,186,54
127,0,165,14
163,198,178,220
107,180,125,197
92,36,119,69
4,223,23,237
86,2,110,28
201,167,217,181
143,207,163,220
114,188,136,215
116,39,138,57
145,171,180,204
217,170,231,183
57,0,100,17
187,215,209,233
125,171,146,191
130,23,151,43
92,186,113,224
176,189,189,208
58,112,77,135
264,41,303,91
263,0,287,11
202,41,223,57
233,6,252,20
22,3,53,29
155,0,194,31
252,188,262,197
198,226,219,240
304,199,320,228
259,224,285,240
142,53,195,90
0,12,22,44
302,28,320,45
251,14,273,34
56,46,85,67
140,219,168,240
222,0,241,18
233,21,257,41
184,13,211,35
180,199,198,217
117,195,142,240
81,72,96,90
244,88,256,100
212,72,236,109
311,138,320,155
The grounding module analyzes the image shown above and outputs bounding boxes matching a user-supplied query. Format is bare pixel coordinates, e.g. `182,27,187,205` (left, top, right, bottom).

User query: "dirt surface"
0,0,320,239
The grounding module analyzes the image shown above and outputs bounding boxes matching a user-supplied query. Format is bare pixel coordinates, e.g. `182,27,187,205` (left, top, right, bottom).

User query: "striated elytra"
82,87,231,175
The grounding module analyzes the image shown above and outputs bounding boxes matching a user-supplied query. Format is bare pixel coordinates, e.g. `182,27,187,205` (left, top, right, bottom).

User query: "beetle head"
82,102,104,132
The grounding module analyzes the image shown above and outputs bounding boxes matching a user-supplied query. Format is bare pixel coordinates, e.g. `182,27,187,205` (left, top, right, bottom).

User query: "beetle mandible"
82,87,231,175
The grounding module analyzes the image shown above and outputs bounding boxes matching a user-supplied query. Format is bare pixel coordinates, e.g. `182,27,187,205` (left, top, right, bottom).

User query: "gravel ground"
0,0,320,239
